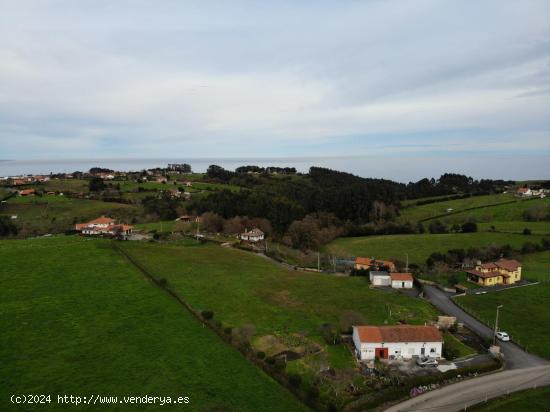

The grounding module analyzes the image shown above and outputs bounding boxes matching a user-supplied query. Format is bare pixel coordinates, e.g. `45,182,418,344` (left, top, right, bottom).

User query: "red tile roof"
495,259,521,271
355,325,442,343
466,269,501,279
355,257,396,271
390,273,413,282
87,216,115,225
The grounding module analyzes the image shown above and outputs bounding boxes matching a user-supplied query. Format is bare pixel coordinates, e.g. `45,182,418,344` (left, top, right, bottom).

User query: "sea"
1,155,548,182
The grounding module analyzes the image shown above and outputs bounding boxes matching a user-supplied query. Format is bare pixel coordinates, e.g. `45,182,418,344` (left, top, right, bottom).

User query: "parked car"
416,357,438,367
495,331,510,341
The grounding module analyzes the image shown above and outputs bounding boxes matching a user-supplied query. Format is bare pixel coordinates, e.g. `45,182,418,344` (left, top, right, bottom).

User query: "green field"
469,387,550,411
0,237,306,412
478,221,550,235
521,251,550,281
119,241,438,337
397,193,516,222
324,232,547,264
436,197,550,225
443,332,476,359
1,197,140,235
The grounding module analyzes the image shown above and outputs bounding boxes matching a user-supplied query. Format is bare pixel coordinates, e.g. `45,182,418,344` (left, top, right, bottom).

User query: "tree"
461,221,478,233
89,177,105,192
428,220,447,234
0,216,18,236
523,228,532,235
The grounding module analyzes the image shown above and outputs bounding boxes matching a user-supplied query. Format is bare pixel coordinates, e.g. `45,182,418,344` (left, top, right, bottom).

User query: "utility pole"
494,304,503,345
405,253,409,272
196,218,200,239
317,252,320,272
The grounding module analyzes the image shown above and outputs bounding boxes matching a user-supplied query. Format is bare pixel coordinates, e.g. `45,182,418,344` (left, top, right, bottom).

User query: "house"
175,215,191,222
352,325,443,361
155,176,167,183
240,228,265,242
355,257,396,272
466,258,522,286
369,271,391,286
19,188,36,196
75,216,133,237
390,273,414,289
516,187,532,197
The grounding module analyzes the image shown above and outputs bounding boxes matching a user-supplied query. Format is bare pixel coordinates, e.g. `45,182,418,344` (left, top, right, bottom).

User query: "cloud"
0,0,549,178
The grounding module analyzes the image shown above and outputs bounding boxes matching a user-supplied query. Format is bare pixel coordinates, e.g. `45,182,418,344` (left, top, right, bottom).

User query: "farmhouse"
240,228,265,242
355,257,396,272
353,325,443,361
18,188,36,196
390,273,414,289
516,187,532,197
466,258,522,286
369,271,391,286
75,216,133,237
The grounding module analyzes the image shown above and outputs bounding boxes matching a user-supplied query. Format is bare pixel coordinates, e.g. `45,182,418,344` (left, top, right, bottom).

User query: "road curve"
423,285,548,369
384,365,550,412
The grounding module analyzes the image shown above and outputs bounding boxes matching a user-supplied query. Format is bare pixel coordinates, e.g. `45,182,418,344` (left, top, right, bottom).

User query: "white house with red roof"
240,228,265,242
75,216,133,237
353,325,443,361
390,273,414,289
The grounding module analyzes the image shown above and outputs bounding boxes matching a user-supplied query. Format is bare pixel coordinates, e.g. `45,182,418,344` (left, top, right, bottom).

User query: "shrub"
201,310,214,320
256,351,266,360
461,221,478,233
158,278,168,287
523,228,532,235
223,326,232,335
288,373,302,387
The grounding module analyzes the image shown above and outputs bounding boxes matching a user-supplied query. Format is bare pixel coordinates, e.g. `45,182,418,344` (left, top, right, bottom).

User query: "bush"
461,221,478,233
521,241,538,254
223,326,232,335
256,351,266,360
288,373,302,387
428,220,448,234
523,228,532,235
158,278,168,287
201,310,214,320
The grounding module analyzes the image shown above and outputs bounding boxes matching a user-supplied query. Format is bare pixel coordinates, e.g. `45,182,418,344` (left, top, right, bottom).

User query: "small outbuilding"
390,273,414,289
369,271,391,286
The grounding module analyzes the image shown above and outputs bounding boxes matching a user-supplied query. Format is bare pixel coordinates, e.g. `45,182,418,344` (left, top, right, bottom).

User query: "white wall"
391,280,413,289
354,340,442,360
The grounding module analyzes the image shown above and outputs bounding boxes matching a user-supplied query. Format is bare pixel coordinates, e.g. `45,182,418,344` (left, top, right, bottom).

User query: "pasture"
397,193,516,222
324,232,546,264
469,387,550,411
118,241,439,337
0,236,305,412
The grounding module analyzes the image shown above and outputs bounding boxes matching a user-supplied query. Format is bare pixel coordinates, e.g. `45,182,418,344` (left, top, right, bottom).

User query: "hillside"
0,237,306,412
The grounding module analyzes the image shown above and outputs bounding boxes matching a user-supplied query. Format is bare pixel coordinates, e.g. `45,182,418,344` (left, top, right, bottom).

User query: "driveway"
384,365,550,412
423,285,548,369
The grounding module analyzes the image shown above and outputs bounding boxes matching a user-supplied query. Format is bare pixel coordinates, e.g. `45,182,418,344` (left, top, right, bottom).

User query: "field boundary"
111,241,315,411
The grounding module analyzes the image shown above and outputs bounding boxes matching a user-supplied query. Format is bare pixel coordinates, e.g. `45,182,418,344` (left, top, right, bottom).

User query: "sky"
0,0,549,180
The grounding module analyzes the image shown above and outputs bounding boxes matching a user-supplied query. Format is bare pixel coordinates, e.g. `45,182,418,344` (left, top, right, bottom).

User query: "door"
375,348,389,359
421,347,425,356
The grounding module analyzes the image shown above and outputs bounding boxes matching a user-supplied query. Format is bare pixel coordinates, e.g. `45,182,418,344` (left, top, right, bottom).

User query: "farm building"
466,258,522,286
369,271,391,286
352,325,443,361
240,228,265,242
390,273,414,289
19,188,36,196
355,257,396,272
75,216,133,238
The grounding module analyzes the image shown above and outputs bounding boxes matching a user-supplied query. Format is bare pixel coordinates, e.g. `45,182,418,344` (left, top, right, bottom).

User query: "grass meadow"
324,232,546,264
469,387,550,411
119,241,439,337
0,236,305,412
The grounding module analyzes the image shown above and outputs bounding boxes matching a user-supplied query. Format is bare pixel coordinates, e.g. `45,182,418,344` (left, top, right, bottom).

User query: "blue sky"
0,0,549,179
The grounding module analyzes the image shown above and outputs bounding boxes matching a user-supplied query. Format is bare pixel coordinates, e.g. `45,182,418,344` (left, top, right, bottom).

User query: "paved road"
423,285,548,369
384,365,550,412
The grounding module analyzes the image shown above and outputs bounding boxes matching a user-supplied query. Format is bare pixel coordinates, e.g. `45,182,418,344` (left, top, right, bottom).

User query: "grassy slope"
324,232,546,264
478,221,550,235
1,197,139,234
469,387,550,411
455,250,550,359
436,197,550,224
0,237,305,412
397,193,516,222
119,242,438,336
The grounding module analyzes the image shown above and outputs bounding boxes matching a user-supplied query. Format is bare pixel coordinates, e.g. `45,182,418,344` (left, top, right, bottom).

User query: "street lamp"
493,305,503,345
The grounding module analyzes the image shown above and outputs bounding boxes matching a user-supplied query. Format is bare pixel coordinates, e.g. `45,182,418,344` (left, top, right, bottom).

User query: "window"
430,348,436,354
